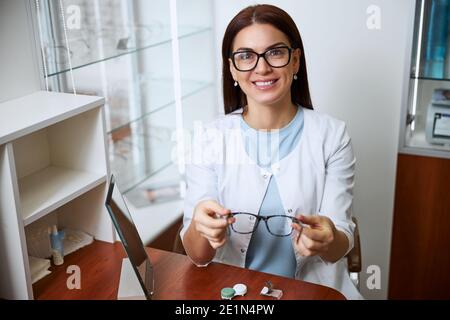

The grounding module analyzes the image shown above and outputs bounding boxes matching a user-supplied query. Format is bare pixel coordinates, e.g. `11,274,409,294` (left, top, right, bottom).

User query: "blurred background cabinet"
31,0,219,245
390,0,450,299
399,0,450,158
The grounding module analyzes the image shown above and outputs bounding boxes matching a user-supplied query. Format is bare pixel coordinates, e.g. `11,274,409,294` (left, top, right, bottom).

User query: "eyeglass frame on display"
230,46,295,72
229,212,304,237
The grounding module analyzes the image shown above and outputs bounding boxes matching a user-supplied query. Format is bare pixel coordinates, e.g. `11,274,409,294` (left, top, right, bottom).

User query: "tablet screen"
105,175,154,299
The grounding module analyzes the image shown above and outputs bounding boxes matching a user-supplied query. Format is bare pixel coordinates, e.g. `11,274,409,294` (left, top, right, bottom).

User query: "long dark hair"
222,4,313,114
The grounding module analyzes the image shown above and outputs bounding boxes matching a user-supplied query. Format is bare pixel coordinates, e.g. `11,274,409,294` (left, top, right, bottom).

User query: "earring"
234,81,238,87
293,74,298,80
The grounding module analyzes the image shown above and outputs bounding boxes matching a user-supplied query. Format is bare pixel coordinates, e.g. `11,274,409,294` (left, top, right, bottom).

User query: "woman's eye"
237,52,254,60
268,49,283,56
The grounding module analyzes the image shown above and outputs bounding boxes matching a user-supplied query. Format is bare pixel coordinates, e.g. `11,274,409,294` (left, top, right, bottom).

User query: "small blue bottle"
49,225,65,265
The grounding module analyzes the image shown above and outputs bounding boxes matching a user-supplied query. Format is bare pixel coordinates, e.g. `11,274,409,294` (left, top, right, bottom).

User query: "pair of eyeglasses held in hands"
227,212,305,237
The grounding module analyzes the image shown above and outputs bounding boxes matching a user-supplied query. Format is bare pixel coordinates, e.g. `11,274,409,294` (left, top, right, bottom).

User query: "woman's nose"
254,56,272,74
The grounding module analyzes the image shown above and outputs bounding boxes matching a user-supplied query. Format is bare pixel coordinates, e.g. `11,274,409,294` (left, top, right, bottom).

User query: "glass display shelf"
406,129,450,152
411,76,450,82
124,163,182,210
47,36,215,133
400,0,450,158
181,84,219,132
109,103,176,193
44,26,212,78
109,84,217,195
108,78,213,134
403,77,450,155
33,0,219,196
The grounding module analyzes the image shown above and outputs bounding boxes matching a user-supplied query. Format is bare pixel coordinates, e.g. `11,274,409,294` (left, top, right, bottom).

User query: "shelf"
123,161,175,195
402,75,450,157
123,163,183,244
108,103,176,193
128,195,183,245
19,166,106,226
45,26,212,78
108,84,216,192
0,91,104,145
108,79,213,134
124,163,181,207
405,130,450,152
410,76,450,82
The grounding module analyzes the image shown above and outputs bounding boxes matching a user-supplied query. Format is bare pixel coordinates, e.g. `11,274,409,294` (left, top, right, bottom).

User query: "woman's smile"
252,78,279,90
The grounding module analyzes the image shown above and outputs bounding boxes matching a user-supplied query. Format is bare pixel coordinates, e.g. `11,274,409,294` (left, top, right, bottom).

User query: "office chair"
172,216,362,288
347,217,362,289
172,223,187,255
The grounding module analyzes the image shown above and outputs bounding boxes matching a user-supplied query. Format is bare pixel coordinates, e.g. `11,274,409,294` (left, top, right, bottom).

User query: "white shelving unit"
0,91,115,300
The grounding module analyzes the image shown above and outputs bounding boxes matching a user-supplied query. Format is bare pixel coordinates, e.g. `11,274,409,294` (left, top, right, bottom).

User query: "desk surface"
34,241,345,300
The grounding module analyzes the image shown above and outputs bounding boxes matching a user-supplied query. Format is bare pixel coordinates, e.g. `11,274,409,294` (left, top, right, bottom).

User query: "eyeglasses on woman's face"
231,46,294,72
229,212,302,237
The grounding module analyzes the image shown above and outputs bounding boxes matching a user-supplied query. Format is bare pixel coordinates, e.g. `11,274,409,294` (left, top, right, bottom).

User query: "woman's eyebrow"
235,42,288,52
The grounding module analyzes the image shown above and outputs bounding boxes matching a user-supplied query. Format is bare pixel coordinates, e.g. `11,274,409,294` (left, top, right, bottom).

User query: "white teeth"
254,80,276,87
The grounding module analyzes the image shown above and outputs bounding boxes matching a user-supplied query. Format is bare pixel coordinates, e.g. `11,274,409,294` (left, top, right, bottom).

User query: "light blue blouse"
240,107,304,278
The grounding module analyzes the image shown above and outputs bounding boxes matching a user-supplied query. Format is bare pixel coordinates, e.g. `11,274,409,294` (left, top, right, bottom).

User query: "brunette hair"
222,4,313,114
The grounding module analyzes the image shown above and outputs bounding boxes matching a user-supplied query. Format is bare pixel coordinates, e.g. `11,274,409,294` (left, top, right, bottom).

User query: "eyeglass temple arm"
291,217,307,228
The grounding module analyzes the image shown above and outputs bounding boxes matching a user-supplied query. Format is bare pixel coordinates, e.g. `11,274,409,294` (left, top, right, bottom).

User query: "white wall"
0,0,41,103
213,0,415,299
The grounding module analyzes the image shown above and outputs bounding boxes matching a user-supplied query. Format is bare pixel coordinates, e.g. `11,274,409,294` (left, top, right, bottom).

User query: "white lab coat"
181,107,363,300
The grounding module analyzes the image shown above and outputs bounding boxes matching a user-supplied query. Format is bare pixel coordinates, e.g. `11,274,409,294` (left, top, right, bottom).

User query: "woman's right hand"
192,200,234,249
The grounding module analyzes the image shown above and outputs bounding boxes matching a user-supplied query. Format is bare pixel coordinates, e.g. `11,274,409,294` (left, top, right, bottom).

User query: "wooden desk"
33,241,345,300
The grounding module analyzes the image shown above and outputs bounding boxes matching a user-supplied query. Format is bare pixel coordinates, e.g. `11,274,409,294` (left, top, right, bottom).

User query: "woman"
180,4,362,300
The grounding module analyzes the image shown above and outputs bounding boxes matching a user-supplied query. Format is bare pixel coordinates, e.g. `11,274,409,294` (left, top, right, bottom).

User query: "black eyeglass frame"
230,212,302,237
230,46,295,72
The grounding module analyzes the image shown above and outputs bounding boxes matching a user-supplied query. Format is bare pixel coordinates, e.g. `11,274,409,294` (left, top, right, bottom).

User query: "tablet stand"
117,258,146,300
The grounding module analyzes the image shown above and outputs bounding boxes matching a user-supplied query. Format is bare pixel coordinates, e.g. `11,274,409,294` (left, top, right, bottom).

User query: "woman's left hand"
292,214,337,258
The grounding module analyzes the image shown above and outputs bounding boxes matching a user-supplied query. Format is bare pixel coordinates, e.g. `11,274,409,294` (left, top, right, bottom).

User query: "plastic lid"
221,287,236,299
261,286,269,295
233,283,247,296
